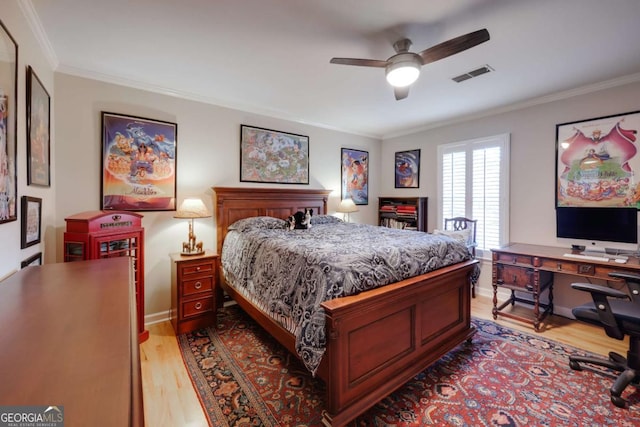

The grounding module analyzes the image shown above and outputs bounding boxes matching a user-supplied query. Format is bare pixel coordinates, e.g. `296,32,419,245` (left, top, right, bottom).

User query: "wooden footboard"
213,187,478,426
319,259,477,426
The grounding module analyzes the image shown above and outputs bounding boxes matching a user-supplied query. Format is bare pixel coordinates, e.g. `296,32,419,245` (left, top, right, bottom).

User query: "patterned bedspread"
221,215,478,375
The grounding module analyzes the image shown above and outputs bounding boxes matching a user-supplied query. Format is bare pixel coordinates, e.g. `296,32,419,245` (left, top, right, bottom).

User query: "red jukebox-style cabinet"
64,211,148,343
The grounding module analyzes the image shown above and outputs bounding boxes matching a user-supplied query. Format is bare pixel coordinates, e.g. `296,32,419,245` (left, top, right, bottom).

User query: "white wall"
381,80,640,314
0,3,55,280
53,73,381,319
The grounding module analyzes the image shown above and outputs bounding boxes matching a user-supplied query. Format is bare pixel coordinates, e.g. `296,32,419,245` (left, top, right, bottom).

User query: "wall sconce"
174,197,212,255
336,198,359,222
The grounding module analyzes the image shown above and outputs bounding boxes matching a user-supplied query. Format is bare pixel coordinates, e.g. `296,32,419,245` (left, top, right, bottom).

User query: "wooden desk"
0,258,144,427
492,243,640,330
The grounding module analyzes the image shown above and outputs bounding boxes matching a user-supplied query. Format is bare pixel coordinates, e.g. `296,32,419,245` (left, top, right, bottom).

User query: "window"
437,133,510,257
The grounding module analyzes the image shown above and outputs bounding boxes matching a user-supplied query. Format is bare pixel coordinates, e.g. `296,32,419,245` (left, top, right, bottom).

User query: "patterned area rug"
178,305,640,426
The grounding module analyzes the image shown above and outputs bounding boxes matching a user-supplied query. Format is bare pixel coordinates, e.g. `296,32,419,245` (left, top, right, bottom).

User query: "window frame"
437,133,510,258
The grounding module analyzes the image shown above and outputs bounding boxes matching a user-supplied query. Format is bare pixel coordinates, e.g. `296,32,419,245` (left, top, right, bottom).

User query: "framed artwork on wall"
240,124,309,184
556,110,640,208
26,65,51,187
0,20,18,224
341,148,369,205
21,196,42,249
101,112,177,211
395,149,420,188
21,252,42,269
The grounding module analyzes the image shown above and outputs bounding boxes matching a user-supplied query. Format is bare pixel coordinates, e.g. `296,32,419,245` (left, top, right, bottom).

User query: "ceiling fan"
330,28,490,100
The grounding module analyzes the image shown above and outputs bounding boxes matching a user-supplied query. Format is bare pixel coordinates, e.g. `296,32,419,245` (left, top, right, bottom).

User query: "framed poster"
395,149,420,188
556,110,640,208
240,124,309,184
21,252,42,268
0,20,18,224
341,148,368,205
101,112,177,211
26,65,51,187
21,196,41,248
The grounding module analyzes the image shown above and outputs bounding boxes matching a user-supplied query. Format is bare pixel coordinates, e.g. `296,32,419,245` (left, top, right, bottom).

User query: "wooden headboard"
212,187,331,254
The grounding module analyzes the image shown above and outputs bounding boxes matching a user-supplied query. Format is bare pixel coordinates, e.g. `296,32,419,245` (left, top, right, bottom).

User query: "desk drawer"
494,252,534,266
496,264,535,290
539,258,618,280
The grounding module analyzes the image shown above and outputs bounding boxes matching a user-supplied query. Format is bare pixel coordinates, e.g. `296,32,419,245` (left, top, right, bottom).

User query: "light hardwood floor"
140,295,629,427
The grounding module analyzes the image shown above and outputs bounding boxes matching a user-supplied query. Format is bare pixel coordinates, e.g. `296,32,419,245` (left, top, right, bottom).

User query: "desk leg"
492,265,499,319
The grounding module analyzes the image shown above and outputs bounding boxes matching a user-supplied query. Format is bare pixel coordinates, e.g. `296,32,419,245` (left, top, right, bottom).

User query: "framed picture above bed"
395,149,420,188
240,125,309,184
341,147,369,205
101,112,177,211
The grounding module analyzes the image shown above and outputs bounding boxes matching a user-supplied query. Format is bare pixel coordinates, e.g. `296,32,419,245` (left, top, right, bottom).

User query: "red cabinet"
64,211,148,343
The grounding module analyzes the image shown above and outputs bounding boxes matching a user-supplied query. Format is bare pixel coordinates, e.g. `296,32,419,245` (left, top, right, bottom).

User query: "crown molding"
55,63,380,140
19,0,58,69
383,72,640,140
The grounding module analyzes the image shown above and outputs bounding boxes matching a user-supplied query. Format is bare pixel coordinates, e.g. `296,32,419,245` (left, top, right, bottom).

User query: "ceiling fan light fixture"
385,55,421,87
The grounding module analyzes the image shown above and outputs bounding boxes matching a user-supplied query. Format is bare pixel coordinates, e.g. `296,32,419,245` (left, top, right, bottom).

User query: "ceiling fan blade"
394,86,410,101
330,58,389,68
419,29,490,64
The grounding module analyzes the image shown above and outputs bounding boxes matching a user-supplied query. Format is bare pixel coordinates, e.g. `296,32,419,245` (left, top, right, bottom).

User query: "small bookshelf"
378,197,428,231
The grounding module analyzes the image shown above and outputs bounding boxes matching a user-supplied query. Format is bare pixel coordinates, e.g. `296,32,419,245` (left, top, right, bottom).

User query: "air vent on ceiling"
452,65,494,83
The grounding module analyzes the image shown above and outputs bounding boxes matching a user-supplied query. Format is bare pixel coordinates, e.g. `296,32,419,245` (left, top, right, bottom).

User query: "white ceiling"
26,0,640,139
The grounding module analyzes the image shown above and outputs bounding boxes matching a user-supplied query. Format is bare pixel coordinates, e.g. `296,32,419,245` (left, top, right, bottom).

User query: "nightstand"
170,250,219,334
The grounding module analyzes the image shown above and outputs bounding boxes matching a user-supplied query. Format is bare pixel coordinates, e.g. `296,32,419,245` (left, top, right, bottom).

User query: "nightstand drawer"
182,296,214,318
183,276,213,297
181,262,214,276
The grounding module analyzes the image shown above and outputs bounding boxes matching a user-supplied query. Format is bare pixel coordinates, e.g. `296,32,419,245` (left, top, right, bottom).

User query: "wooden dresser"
0,258,144,427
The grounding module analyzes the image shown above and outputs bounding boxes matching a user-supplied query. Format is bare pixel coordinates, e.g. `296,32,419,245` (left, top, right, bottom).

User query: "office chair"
569,271,640,408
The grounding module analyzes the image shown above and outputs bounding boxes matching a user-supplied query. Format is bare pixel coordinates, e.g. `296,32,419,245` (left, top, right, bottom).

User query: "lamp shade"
337,198,359,214
174,198,212,219
385,55,421,87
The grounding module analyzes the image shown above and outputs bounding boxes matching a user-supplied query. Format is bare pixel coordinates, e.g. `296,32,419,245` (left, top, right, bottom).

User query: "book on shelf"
380,218,416,230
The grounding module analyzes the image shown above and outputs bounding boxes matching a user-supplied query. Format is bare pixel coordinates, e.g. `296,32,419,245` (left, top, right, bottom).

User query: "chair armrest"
572,282,627,340
571,283,629,300
609,271,640,283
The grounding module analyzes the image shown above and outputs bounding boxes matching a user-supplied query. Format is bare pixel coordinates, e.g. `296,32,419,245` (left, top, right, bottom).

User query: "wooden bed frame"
213,186,478,426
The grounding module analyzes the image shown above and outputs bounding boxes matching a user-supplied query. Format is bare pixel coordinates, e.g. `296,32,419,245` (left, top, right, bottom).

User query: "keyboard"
563,253,609,262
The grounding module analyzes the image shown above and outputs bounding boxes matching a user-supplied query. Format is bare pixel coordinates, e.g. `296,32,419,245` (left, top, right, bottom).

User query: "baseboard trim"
145,310,170,326
475,287,574,320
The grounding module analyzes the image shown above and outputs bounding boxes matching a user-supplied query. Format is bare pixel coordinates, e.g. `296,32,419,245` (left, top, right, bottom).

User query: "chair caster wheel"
611,395,627,408
569,360,581,370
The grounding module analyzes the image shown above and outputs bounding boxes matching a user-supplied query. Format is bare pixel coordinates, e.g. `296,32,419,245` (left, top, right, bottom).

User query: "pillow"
310,214,343,225
228,216,286,232
433,228,472,245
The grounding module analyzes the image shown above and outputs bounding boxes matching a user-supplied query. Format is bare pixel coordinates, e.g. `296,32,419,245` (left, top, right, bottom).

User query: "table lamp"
337,198,359,222
174,198,212,255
